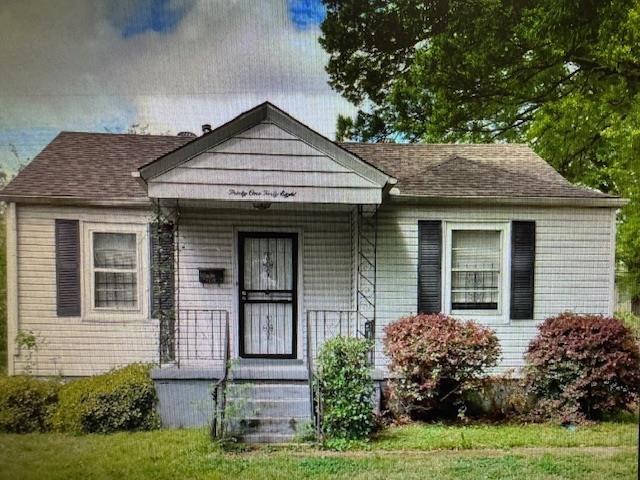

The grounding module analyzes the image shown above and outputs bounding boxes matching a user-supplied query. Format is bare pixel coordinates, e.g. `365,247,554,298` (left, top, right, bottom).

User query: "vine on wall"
152,203,177,364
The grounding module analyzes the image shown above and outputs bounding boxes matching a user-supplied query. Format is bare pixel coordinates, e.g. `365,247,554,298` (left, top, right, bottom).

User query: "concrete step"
226,416,309,435
229,362,308,380
228,398,310,418
225,382,310,400
239,432,298,444
222,378,313,443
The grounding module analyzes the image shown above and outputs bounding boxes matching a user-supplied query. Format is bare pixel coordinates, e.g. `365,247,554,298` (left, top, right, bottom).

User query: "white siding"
12,201,617,377
176,207,354,364
374,203,617,372
13,205,158,376
148,122,382,204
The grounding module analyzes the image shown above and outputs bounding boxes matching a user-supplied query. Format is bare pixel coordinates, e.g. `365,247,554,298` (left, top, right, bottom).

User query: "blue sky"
109,0,196,38
0,0,351,174
288,0,326,29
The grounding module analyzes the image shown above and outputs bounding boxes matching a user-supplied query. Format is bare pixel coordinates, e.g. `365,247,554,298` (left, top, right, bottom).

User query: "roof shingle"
1,132,613,201
340,143,612,199
1,132,189,200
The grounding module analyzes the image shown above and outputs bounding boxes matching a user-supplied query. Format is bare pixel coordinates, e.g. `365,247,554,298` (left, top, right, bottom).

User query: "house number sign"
228,188,297,199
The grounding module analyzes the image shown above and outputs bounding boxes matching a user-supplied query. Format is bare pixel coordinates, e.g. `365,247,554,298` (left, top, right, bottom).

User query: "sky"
0,0,354,173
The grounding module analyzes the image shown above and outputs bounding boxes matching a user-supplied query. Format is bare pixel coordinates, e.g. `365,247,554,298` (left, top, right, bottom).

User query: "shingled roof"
340,143,613,199
1,132,190,201
0,131,617,203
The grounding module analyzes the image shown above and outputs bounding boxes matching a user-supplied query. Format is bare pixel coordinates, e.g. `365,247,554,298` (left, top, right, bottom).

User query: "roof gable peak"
138,102,389,187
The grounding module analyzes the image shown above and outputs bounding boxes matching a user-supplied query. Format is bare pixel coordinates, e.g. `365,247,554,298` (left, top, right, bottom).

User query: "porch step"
229,359,308,381
240,433,301,444
227,416,307,435
223,380,312,443
226,381,309,400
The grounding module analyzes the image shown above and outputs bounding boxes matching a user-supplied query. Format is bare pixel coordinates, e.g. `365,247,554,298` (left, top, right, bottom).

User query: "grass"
0,420,637,480
372,419,639,450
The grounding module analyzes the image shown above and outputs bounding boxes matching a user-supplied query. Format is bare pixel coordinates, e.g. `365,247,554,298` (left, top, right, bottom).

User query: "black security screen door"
238,232,297,358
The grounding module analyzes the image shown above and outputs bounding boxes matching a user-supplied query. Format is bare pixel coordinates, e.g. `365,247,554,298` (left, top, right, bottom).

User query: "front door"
238,233,297,358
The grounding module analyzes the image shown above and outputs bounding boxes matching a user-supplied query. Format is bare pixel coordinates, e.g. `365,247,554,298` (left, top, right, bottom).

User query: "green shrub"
616,310,640,339
524,313,640,423
50,364,159,434
0,375,60,433
315,337,374,441
383,313,500,420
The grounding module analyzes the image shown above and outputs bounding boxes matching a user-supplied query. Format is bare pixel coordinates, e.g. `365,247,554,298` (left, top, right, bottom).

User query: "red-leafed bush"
383,313,500,419
524,313,640,423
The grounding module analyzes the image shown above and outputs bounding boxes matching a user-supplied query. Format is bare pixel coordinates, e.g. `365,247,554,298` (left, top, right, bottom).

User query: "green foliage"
616,309,640,338
315,336,375,441
0,375,60,433
49,363,159,434
15,330,37,350
321,0,640,302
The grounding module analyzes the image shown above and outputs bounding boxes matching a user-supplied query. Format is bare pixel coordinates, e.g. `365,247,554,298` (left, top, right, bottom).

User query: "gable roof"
0,132,189,203
138,101,390,188
0,115,623,207
341,143,616,200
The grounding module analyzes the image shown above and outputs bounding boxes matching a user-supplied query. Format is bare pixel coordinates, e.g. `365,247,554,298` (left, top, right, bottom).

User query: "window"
451,230,501,310
93,233,138,309
444,222,510,323
83,223,148,320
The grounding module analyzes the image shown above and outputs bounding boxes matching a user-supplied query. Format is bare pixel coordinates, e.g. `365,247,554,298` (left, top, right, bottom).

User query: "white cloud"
0,0,355,171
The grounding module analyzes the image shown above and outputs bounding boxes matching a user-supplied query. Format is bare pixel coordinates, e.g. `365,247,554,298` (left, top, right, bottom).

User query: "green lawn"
0,421,637,480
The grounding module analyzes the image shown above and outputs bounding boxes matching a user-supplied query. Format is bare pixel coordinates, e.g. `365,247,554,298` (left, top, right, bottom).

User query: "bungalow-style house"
1,102,624,441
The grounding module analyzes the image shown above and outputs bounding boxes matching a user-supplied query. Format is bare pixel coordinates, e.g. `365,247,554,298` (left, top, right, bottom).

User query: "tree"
320,0,640,307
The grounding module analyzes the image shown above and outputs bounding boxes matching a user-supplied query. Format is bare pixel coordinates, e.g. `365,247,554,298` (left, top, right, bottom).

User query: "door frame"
237,231,298,359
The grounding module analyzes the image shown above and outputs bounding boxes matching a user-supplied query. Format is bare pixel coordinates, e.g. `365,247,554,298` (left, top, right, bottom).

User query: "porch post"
152,202,178,364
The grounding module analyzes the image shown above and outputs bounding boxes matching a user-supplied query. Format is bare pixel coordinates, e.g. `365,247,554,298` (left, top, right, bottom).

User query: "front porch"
138,102,389,440
150,204,380,438
156,204,376,367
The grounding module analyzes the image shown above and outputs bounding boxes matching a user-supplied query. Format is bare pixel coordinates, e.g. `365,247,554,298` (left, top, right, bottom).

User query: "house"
1,102,625,441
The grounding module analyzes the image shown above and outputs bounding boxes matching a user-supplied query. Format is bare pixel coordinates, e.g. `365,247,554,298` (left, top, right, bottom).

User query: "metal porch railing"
175,309,229,364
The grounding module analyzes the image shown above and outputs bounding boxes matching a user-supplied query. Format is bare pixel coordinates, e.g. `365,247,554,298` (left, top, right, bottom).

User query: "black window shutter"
55,219,80,316
510,221,536,320
150,221,175,319
418,220,442,313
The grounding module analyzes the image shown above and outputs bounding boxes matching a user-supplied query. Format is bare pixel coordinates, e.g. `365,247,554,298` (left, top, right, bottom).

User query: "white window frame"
82,222,149,322
442,222,511,324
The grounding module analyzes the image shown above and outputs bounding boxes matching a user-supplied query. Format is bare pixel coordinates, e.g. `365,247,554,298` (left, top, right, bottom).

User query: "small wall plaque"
198,268,224,285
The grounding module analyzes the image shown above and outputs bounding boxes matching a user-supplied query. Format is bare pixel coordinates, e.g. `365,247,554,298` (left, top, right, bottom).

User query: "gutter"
387,190,629,208
0,195,152,208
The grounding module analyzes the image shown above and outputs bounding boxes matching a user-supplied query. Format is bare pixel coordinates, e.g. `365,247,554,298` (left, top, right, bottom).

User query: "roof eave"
0,195,152,208
388,192,628,208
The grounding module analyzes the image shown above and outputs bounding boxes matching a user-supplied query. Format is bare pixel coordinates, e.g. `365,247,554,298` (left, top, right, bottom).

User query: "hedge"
0,376,60,433
49,363,160,434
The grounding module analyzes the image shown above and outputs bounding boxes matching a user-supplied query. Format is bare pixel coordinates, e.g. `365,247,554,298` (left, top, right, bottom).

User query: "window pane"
451,230,500,310
95,272,137,308
94,233,136,269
